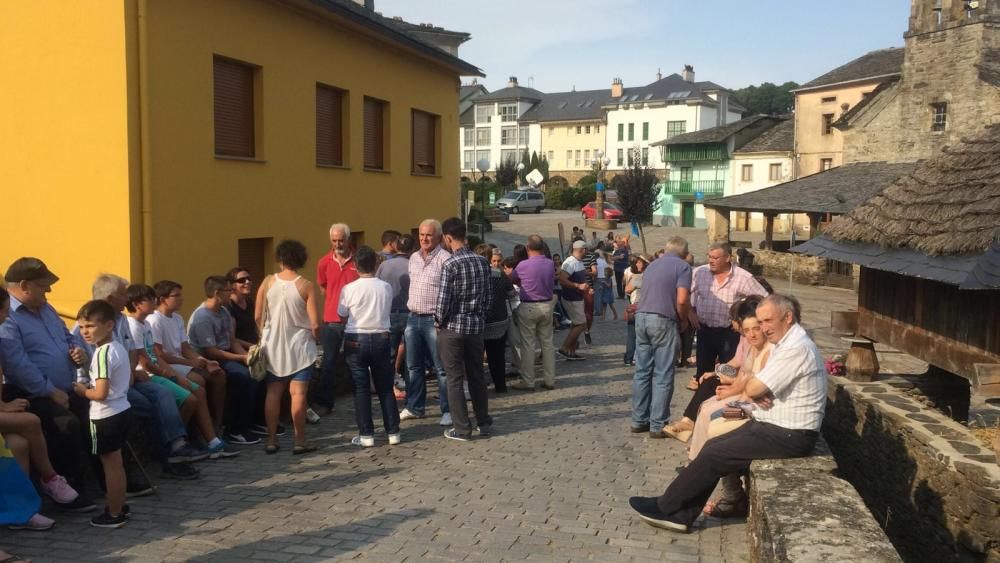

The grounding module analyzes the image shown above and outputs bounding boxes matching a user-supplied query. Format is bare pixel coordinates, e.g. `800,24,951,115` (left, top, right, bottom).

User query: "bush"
577,174,597,187
545,185,571,209
575,184,597,207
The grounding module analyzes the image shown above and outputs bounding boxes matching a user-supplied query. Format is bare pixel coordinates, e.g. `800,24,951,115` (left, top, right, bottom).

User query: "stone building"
838,0,1000,163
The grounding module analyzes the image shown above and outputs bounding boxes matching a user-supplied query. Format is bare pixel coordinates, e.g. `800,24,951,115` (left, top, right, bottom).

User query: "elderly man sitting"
628,294,827,532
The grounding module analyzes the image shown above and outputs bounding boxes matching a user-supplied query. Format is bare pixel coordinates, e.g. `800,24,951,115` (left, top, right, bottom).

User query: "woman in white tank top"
255,240,320,455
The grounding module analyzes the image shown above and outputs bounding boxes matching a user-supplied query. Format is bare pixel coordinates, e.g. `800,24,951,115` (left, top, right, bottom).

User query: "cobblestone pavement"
3,310,748,562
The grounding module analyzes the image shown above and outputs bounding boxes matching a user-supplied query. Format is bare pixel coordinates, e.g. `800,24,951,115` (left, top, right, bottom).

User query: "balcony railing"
661,179,725,196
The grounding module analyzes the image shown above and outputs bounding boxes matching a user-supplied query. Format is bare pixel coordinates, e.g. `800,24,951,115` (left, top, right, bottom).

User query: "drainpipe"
137,0,154,283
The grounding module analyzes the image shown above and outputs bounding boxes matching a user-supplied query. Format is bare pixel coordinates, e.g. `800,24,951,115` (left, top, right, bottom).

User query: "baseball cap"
4,257,59,285
572,240,587,250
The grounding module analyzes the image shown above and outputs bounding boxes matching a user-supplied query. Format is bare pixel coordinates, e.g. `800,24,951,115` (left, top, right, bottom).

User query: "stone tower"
842,0,1000,163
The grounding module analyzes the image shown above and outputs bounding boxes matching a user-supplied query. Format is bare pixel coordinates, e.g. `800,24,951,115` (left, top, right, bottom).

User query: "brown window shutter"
214,56,255,157
364,97,384,169
411,110,436,175
316,85,344,166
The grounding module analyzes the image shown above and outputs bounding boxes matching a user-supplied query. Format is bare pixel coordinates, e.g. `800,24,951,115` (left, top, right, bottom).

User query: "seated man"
0,258,96,512
79,274,207,482
628,294,827,533
187,276,258,445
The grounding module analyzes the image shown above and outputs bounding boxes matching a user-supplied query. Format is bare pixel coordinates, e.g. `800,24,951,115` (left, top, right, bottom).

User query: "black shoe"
624,360,634,366
90,508,128,529
630,423,650,433
162,462,200,480
443,429,470,442
628,497,689,533
649,430,667,439
125,477,155,498
477,426,492,438
584,332,592,345
56,494,97,513
122,504,132,518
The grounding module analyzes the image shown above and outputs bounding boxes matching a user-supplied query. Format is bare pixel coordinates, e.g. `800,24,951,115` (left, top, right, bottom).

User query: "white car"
496,190,545,214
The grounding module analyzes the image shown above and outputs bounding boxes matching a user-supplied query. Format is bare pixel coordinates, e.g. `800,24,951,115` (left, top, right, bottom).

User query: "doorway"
681,202,695,227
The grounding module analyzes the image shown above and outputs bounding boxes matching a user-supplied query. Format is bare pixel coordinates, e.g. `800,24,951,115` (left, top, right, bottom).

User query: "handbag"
246,276,271,382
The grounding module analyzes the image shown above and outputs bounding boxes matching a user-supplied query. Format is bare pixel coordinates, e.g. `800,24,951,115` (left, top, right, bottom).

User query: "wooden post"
764,213,775,250
808,213,821,238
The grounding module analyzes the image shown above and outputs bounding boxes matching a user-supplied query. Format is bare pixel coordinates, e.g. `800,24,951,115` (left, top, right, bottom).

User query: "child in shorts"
73,300,131,529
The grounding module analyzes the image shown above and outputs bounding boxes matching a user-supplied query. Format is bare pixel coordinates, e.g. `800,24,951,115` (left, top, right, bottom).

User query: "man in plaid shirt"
435,218,494,441
689,242,767,382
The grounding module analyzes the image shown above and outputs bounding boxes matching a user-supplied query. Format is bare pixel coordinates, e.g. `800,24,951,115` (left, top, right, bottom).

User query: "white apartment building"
459,77,543,176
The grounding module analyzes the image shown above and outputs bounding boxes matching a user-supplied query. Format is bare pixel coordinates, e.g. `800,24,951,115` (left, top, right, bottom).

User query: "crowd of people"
0,216,827,556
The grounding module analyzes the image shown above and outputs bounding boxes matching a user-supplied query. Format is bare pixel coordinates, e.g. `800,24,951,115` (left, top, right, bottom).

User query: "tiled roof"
652,115,773,146
734,119,794,153
796,48,903,91
705,161,917,214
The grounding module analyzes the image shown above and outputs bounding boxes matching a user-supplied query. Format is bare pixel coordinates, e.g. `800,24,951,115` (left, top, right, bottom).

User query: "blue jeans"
220,360,256,436
128,380,187,462
316,322,346,408
344,333,400,436
632,313,679,432
625,319,636,363
404,314,449,416
389,311,408,371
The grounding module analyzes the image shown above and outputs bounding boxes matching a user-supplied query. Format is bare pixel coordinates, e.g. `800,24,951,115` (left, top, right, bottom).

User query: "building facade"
728,119,794,233
459,77,543,177
0,0,479,317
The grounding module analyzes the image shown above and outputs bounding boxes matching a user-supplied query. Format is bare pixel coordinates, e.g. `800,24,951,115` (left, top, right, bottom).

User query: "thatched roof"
705,161,916,214
825,124,1000,256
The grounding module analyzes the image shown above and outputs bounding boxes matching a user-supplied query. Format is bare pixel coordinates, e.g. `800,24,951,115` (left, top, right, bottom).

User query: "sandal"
664,424,693,443
686,378,699,391
293,444,318,455
705,497,748,518
265,444,280,455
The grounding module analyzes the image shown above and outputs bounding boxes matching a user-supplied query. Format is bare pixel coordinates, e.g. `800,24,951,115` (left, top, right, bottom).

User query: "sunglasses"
234,277,252,284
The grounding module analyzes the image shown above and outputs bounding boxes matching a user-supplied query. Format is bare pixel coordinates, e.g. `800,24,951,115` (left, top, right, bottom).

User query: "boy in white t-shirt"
126,284,239,459
147,280,228,432
337,246,400,447
73,300,131,529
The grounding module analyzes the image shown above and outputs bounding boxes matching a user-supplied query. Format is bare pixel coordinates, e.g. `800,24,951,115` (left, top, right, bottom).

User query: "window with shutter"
237,238,272,285
412,109,437,175
364,97,386,170
214,56,256,158
316,84,345,166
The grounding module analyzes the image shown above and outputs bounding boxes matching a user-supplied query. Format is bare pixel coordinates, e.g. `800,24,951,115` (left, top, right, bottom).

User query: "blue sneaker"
166,444,210,464
207,441,241,459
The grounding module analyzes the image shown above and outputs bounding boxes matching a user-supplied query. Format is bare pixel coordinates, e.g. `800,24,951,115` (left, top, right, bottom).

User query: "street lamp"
516,162,526,188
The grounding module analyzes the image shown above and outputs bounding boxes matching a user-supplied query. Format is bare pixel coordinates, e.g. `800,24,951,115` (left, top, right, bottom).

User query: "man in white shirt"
629,294,827,533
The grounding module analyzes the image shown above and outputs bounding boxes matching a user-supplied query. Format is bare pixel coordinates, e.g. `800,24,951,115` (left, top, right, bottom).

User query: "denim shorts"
267,366,314,383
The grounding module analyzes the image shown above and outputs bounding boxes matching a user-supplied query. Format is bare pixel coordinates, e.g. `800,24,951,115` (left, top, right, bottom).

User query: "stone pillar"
705,207,730,244
764,213,776,250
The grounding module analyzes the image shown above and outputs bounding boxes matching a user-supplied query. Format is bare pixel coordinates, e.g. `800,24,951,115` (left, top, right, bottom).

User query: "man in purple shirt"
510,235,556,391
631,237,692,439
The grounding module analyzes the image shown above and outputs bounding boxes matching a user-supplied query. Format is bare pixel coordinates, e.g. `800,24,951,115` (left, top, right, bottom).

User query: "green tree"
496,158,518,188
518,149,531,184
617,156,659,253
732,81,799,115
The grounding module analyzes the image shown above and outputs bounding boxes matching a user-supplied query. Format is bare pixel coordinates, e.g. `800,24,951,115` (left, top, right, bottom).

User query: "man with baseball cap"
556,241,592,361
1,257,97,511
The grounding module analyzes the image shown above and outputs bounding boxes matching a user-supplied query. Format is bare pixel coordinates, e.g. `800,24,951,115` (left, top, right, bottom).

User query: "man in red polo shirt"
313,223,359,415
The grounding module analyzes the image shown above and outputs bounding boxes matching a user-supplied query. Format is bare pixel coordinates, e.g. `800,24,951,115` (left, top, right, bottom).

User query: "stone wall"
824,375,1000,562
748,438,901,562
751,249,826,286
844,17,1000,164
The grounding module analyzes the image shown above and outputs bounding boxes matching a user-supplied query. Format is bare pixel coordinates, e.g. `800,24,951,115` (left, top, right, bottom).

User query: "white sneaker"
388,433,401,445
8,512,55,531
305,408,321,424
351,435,375,447
439,413,453,426
399,408,424,421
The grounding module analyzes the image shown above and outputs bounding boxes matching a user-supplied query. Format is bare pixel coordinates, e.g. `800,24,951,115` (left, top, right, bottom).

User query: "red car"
581,201,625,220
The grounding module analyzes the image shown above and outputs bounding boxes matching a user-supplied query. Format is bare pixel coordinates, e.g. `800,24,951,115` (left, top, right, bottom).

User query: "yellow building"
792,48,903,177
540,119,606,186
1,0,480,318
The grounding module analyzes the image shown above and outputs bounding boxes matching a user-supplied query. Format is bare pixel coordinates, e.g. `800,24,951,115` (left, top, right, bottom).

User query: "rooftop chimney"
682,64,695,83
611,77,624,98
656,68,662,81
508,76,518,88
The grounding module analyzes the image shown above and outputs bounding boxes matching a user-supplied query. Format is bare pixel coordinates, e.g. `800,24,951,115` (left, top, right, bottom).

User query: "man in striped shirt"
399,219,452,426
630,294,826,533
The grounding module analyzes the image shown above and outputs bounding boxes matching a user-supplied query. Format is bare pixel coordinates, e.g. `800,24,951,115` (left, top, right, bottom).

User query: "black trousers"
683,379,719,421
614,269,627,299
656,420,818,525
4,385,90,485
695,325,741,376
437,329,492,437
484,335,507,392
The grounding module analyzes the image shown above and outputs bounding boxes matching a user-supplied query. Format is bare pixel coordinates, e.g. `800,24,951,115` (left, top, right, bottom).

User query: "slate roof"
383,17,471,40
602,73,746,112
833,77,900,127
792,237,1000,289
475,86,545,102
795,47,904,91
519,89,609,122
734,119,794,153
652,115,773,146
306,0,483,76
459,106,474,126
704,161,917,214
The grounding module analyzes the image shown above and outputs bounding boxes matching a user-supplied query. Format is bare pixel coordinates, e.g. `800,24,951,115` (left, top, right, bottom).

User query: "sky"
374,0,911,93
